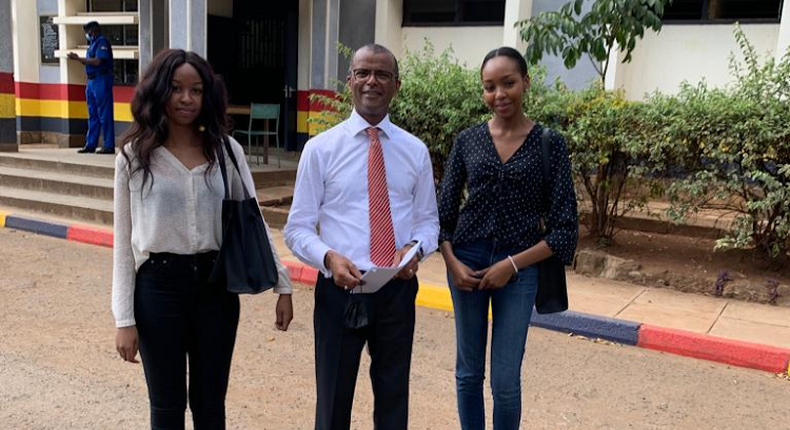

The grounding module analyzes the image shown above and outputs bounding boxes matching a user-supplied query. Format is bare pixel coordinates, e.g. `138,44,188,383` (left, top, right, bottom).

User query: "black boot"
77,146,96,154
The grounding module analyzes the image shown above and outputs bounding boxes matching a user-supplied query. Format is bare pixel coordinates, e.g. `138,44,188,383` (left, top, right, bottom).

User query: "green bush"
661,27,790,261
390,43,487,184
532,85,669,242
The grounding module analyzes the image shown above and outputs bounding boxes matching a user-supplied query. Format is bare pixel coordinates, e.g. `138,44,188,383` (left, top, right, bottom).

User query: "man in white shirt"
284,44,439,430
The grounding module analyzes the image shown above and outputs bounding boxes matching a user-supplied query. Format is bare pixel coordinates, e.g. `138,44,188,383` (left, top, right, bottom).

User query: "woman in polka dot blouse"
437,46,578,430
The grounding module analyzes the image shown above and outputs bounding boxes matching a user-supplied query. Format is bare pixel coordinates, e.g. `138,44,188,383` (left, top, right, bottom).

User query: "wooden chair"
232,103,280,166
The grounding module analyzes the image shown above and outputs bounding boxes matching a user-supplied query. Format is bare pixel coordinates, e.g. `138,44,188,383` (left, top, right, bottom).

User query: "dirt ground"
579,229,790,306
1,228,789,430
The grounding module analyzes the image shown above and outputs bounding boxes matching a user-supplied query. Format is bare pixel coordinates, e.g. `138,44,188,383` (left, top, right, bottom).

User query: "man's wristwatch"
407,240,424,260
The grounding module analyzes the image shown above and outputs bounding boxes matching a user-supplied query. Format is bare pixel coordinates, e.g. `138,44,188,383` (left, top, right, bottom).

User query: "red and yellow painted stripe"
297,89,340,137
10,79,336,144
0,72,14,120
15,82,134,122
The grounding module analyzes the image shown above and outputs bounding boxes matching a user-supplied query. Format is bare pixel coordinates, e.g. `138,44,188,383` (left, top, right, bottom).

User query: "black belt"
147,251,219,268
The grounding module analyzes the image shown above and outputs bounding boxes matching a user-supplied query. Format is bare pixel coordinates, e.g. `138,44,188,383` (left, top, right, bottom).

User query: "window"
663,0,784,22
114,60,139,86
40,16,59,65
102,24,139,46
87,0,138,12
87,1,139,85
403,0,506,25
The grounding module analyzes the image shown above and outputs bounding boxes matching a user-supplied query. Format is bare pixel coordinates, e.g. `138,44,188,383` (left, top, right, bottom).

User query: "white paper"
352,241,422,294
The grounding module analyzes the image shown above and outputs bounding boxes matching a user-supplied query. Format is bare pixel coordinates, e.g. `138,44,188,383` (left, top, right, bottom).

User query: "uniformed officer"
68,21,115,154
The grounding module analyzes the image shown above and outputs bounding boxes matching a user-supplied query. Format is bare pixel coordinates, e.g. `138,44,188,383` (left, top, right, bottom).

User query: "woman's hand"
446,257,482,291
116,326,139,363
478,259,517,290
275,294,293,331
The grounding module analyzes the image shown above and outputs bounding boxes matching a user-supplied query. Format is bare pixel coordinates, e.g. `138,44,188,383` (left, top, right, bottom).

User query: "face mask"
85,33,92,42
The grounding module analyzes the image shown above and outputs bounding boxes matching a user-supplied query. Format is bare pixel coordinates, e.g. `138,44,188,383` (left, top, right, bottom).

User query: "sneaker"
96,147,115,154
77,146,96,153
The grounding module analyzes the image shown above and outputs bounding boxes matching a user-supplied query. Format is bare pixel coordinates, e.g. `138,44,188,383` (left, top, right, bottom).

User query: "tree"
518,0,670,86
517,0,670,243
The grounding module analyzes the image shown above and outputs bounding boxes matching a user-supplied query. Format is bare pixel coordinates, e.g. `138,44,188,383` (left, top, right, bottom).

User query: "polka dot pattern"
438,122,579,265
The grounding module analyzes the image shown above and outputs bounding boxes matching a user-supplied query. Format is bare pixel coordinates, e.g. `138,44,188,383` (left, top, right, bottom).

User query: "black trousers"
134,251,240,430
314,274,418,430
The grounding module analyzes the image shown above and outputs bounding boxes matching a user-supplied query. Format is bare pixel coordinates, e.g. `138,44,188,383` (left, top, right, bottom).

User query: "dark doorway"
208,0,299,153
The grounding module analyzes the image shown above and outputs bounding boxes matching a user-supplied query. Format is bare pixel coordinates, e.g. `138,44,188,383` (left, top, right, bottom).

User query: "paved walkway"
269,229,790,350
2,206,789,373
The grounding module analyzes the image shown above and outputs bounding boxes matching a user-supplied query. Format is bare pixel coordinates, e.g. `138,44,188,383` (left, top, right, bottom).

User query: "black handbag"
209,137,279,294
534,127,570,314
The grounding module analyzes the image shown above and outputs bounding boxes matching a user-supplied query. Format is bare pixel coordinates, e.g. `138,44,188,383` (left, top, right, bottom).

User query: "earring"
198,124,206,132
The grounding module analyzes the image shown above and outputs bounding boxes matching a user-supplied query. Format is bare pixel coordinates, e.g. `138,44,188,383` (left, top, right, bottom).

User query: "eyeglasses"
351,68,396,83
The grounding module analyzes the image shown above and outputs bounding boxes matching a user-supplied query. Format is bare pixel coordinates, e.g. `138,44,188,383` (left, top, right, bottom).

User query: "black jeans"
314,274,418,430
134,251,240,430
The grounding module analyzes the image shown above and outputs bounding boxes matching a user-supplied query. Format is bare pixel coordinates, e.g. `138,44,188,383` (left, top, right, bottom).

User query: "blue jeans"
449,240,538,430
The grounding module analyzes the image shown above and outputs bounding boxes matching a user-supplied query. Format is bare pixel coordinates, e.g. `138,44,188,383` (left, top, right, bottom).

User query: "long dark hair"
121,49,229,189
480,46,529,78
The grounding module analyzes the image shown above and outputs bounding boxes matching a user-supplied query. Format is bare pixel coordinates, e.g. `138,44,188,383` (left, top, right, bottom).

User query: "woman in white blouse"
111,49,293,430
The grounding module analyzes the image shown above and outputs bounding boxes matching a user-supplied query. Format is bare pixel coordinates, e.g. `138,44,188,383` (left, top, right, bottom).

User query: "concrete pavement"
3,208,790,374
269,229,790,373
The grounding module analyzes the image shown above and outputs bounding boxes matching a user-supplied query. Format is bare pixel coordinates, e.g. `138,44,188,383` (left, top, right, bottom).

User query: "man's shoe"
96,147,115,154
77,146,96,154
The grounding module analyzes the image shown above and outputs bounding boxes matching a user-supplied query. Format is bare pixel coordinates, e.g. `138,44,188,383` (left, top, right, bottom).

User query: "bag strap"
217,136,252,200
217,136,231,200
540,126,553,214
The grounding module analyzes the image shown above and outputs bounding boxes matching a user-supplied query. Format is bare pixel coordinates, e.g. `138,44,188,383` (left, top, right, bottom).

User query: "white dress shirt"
284,110,439,276
112,137,293,328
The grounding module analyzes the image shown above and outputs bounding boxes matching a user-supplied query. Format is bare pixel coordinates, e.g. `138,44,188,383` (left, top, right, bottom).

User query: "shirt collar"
347,109,394,140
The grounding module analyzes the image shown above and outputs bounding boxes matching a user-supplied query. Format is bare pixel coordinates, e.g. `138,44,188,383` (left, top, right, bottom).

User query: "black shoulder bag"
534,127,569,314
209,137,279,294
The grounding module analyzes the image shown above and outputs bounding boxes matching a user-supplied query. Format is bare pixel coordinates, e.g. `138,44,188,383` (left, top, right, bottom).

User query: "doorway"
208,0,299,152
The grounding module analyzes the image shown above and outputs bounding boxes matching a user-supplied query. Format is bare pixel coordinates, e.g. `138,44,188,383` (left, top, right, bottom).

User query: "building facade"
1,0,787,153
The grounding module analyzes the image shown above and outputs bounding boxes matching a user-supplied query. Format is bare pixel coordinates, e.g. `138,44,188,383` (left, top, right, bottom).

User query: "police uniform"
84,33,115,152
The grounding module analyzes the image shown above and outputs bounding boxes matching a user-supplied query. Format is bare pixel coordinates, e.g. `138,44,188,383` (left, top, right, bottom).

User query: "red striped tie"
367,127,396,267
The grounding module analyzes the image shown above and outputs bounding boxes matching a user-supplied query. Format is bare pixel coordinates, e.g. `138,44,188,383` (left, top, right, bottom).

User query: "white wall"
777,1,790,61
402,26,503,68
375,0,404,57
615,24,780,100
12,0,40,82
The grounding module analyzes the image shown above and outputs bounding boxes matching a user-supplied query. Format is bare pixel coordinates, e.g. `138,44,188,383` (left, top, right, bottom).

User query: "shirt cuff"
308,241,333,276
274,284,293,294
115,318,136,328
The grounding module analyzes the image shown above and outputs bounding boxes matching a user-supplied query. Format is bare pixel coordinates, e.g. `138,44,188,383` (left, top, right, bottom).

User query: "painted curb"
638,324,790,374
2,210,788,375
4,215,68,239
416,283,455,313
282,260,320,286
531,310,641,346
67,225,114,248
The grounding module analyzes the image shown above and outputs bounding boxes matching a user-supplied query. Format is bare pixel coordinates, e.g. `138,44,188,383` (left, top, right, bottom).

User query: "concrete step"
256,185,294,206
0,166,114,200
0,149,298,186
0,152,115,179
0,187,114,225
261,206,290,229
